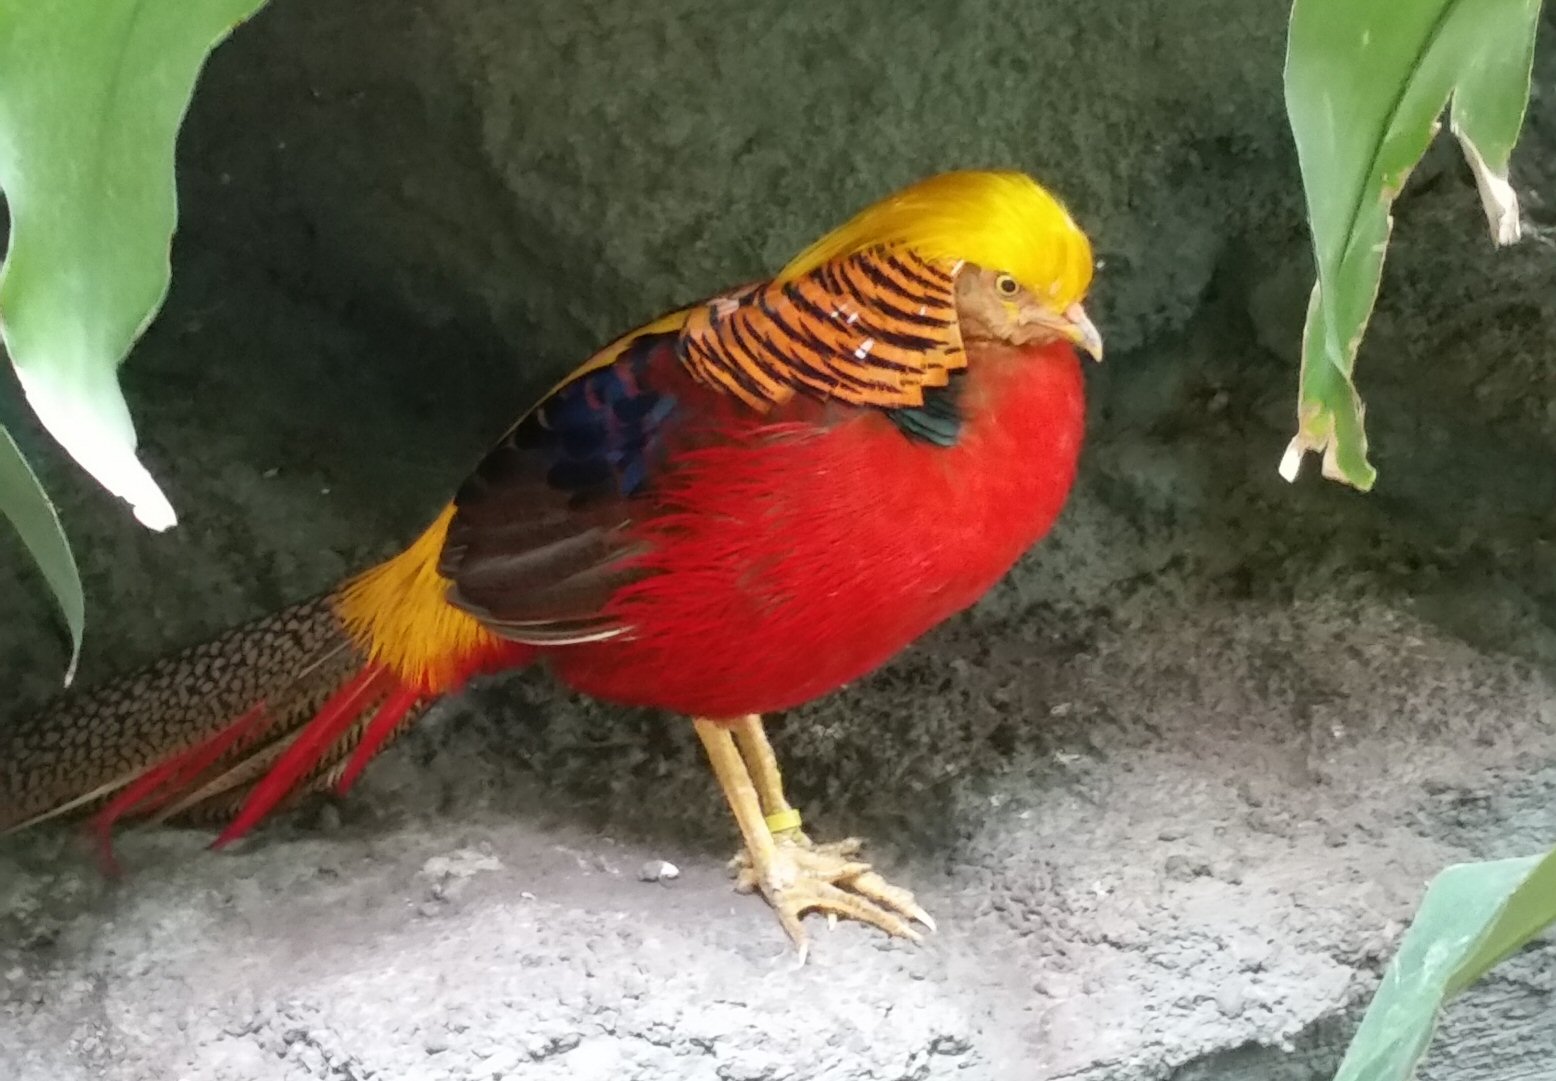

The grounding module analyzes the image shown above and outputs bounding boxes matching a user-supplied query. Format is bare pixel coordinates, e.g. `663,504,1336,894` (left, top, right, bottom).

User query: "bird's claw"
730,834,935,959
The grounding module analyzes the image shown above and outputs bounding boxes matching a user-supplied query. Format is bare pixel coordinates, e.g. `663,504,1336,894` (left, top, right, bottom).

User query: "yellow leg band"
765,807,803,834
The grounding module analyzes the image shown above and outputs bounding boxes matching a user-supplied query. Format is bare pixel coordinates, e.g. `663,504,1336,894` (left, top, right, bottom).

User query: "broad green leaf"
0,421,82,681
1281,0,1540,490
0,0,267,530
1333,853,1552,1081
1445,844,1556,995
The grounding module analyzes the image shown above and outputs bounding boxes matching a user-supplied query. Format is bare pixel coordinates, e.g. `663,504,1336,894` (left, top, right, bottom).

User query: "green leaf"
1445,844,1556,995
0,0,267,530
1281,0,1541,490
1333,851,1556,1081
0,421,83,682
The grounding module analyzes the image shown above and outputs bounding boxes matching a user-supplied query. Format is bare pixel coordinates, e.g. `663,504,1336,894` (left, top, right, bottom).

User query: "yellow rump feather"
333,506,496,691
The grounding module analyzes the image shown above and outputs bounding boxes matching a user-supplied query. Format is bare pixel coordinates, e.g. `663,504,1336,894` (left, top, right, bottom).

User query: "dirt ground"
3,2,1556,1079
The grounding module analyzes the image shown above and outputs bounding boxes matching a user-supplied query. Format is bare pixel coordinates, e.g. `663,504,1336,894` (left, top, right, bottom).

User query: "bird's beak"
1061,303,1104,363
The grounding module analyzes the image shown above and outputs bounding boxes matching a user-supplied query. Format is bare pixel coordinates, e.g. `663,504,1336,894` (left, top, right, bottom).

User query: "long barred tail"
0,593,428,863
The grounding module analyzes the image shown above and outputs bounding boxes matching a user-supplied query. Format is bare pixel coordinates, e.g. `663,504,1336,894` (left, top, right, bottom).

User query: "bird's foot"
729,834,935,961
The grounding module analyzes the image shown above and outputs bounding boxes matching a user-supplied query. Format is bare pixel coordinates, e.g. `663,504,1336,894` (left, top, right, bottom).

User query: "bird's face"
779,169,1103,363
954,264,1104,362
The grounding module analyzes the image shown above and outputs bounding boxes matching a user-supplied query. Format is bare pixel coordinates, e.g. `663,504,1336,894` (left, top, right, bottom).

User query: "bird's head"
780,170,1102,362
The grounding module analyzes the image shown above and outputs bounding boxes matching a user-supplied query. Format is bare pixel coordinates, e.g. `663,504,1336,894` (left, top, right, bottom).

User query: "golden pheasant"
1,170,1101,958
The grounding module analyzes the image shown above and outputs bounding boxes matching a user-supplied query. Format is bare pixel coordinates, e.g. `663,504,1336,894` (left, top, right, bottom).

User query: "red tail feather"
92,702,270,876
213,665,395,849
336,684,422,795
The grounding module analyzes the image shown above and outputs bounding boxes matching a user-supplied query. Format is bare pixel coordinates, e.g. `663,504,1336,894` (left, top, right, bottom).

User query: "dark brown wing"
439,328,683,644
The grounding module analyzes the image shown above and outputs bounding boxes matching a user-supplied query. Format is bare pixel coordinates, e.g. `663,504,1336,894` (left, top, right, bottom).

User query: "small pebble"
1163,854,1211,882
315,804,343,833
638,859,680,883
1216,984,1246,1018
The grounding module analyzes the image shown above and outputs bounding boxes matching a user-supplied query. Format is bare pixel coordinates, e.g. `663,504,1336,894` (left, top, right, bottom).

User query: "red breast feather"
547,339,1085,717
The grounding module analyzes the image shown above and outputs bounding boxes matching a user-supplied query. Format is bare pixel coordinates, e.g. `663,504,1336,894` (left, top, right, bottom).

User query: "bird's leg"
728,714,935,933
730,714,806,841
694,716,934,959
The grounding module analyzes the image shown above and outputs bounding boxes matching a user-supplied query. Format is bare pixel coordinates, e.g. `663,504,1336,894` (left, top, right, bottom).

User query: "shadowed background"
2,2,1555,1078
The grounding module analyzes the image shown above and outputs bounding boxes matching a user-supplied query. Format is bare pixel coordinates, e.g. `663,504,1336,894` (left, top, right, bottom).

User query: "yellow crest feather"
780,170,1094,310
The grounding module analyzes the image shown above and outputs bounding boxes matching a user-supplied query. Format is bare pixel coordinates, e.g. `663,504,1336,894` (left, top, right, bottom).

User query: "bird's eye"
994,274,1020,297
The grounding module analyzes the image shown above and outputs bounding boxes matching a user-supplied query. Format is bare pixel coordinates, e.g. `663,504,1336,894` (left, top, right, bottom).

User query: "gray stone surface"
3,1,1556,1079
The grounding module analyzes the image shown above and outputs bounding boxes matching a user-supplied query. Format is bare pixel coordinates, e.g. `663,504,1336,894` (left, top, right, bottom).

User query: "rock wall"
3,2,1555,1078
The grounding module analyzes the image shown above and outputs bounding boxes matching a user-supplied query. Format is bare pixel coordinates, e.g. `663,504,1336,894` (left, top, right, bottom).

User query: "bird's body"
550,338,1083,716
1,170,1099,954
430,327,1084,718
